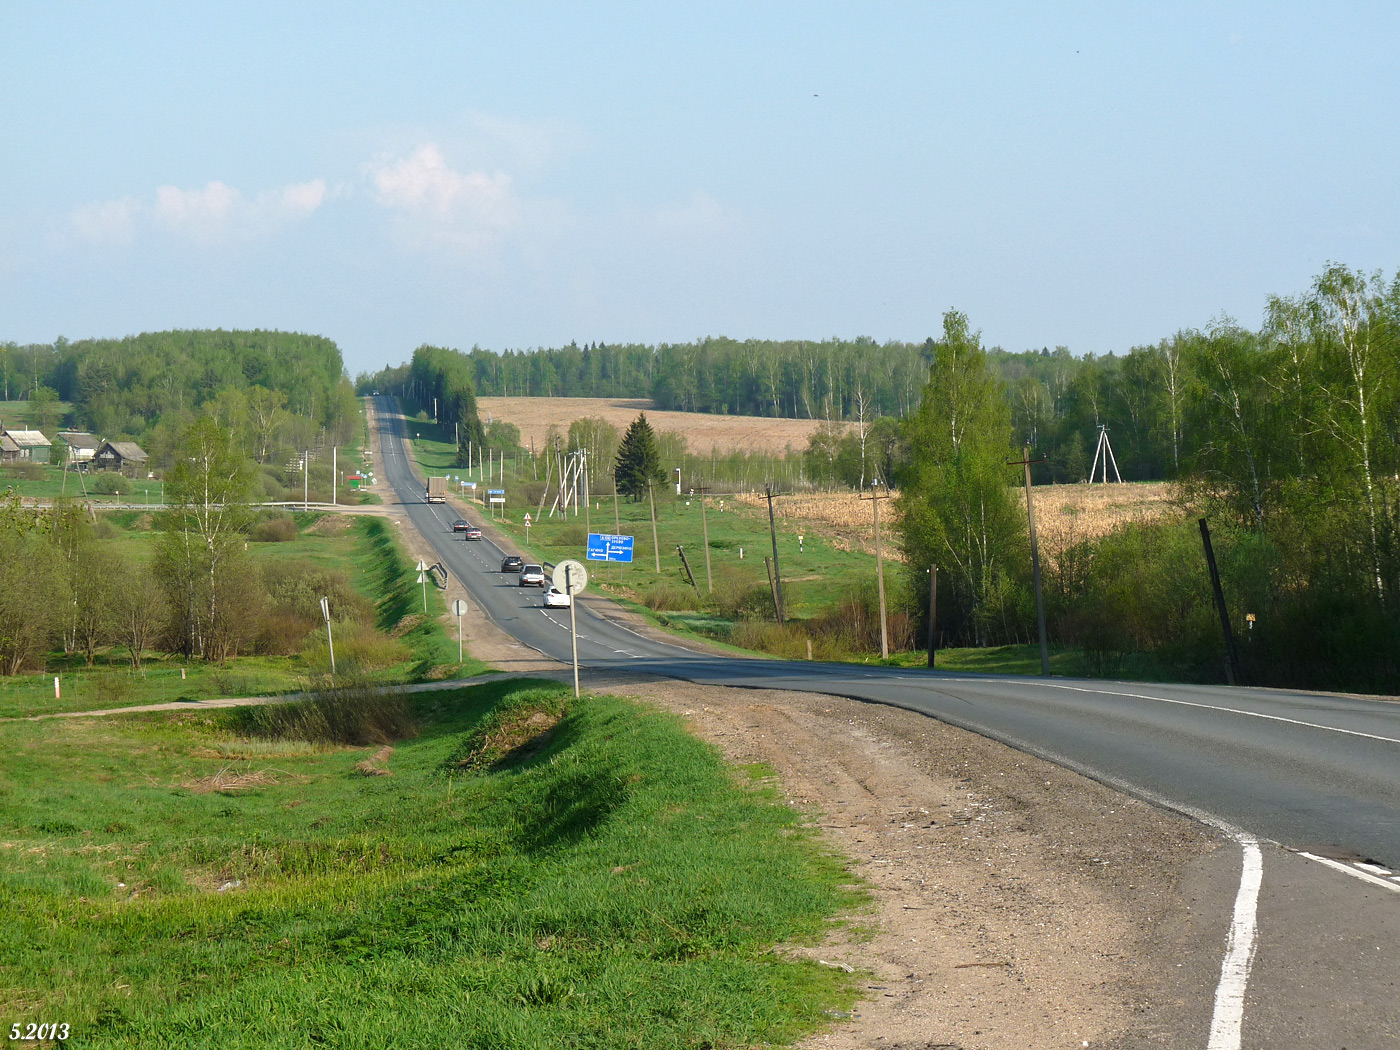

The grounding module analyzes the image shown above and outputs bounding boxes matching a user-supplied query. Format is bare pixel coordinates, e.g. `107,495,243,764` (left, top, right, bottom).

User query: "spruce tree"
613,413,664,499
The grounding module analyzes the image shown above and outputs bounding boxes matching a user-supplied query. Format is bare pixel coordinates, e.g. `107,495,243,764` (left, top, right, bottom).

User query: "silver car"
519,564,546,587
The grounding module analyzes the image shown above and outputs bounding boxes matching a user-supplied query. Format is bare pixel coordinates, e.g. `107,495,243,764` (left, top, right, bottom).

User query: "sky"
2,3,1397,376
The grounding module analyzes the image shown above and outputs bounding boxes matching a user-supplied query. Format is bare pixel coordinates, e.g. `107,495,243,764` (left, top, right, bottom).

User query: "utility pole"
647,479,661,573
303,450,309,511
1199,518,1241,685
699,493,713,593
332,446,336,507
1008,443,1050,676
765,484,785,625
859,479,892,658
927,566,938,669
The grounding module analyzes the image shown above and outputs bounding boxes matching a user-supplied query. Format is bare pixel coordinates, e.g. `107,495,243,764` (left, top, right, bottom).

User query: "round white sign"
451,599,468,616
552,559,589,595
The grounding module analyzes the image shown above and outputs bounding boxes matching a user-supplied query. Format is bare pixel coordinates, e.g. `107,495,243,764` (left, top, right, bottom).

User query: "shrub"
250,514,299,542
640,581,696,611
301,621,411,673
88,473,126,495
707,579,774,619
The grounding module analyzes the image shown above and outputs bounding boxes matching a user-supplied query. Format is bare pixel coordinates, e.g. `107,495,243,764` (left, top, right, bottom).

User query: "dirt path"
613,679,1221,1050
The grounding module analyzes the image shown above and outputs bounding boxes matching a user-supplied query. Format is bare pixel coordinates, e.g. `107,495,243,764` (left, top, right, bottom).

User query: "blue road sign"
487,489,505,496
587,533,634,563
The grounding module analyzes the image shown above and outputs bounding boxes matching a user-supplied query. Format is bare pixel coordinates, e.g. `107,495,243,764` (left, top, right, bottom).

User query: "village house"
0,429,52,464
94,440,149,476
57,431,102,465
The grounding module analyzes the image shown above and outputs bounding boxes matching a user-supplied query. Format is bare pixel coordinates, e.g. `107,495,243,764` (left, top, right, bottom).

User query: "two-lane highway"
377,397,1400,871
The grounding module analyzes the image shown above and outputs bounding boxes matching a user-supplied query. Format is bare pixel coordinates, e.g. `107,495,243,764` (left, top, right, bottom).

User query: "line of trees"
897,263,1400,691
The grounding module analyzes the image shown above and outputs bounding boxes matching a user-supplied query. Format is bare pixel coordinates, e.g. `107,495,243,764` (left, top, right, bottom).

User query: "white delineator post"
451,598,468,664
320,596,335,676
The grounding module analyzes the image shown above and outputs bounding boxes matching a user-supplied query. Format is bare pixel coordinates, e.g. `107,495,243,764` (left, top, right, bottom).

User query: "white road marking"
1355,861,1394,876
1206,838,1263,1050
1297,852,1400,896
937,677,1400,746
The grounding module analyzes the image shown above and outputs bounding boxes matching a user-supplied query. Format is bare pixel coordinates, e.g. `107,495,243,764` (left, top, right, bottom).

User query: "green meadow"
0,679,862,1048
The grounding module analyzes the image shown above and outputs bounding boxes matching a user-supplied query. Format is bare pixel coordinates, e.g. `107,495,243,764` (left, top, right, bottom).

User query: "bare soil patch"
480,396,839,456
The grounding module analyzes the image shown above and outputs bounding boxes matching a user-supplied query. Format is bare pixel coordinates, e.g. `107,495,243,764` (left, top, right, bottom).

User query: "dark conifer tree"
613,413,664,499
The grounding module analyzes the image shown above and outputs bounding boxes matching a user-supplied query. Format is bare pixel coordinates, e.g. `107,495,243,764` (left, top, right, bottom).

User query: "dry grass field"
736,482,1180,563
480,396,839,456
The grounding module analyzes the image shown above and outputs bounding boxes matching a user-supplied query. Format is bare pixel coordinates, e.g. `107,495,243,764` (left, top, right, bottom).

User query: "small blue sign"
488,489,505,496
587,533,634,563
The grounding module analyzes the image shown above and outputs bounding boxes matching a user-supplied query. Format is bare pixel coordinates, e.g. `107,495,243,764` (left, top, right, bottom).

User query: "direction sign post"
416,559,428,612
554,559,589,698
586,533,634,563
451,597,469,664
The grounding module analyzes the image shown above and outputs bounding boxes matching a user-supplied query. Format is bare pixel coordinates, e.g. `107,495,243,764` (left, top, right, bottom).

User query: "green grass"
0,514,489,719
880,642,1212,682
0,679,862,1047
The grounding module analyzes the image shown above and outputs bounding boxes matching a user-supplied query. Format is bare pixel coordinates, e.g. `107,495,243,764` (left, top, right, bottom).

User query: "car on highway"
452,519,470,532
501,555,523,573
543,586,571,608
519,564,546,587
463,525,482,540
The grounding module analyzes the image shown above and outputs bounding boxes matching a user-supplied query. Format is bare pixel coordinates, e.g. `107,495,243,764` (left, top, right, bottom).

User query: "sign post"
320,596,335,676
451,598,469,664
524,511,532,543
553,559,589,698
488,488,505,519
416,559,428,612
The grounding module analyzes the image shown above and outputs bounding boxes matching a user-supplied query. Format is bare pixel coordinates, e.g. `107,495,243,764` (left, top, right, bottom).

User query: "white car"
543,586,572,608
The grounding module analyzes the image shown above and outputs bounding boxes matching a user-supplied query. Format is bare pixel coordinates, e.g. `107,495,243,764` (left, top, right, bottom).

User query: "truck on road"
426,476,448,503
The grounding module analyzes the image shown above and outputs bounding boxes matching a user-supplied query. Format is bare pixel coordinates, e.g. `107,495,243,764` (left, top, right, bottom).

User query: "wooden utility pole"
1199,518,1241,685
1008,444,1050,676
647,479,661,573
859,480,892,659
765,484,785,625
765,556,781,621
677,546,699,591
582,450,590,536
927,566,938,669
699,493,713,593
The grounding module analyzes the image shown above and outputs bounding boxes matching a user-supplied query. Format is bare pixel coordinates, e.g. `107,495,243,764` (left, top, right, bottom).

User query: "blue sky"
2,3,1396,375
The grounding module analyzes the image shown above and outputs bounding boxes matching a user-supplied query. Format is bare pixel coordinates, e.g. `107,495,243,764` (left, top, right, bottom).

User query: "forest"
0,329,361,476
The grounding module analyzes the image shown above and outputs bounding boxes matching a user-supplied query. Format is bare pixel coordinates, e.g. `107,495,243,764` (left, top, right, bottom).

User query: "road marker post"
554,560,589,699
320,596,335,676
416,559,429,612
451,598,468,664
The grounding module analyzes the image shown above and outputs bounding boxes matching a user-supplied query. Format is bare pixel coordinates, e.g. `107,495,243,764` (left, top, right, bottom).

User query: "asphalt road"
377,398,1400,1046
378,398,1400,873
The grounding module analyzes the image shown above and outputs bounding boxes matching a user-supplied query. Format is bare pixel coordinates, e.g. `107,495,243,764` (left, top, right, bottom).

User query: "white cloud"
366,144,523,252
69,197,139,244
70,177,330,245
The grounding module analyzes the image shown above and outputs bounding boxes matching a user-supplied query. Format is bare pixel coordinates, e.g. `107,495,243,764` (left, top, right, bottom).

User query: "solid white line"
1206,838,1263,1050
1297,852,1400,895
938,677,1400,746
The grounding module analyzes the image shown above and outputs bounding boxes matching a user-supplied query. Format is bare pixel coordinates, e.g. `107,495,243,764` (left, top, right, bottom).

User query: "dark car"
519,564,546,587
463,526,482,541
501,555,523,573
451,519,470,532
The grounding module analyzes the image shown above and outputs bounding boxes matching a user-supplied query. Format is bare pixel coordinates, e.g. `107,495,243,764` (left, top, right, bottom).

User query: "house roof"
99,441,148,461
3,429,51,448
57,431,101,450
0,435,18,454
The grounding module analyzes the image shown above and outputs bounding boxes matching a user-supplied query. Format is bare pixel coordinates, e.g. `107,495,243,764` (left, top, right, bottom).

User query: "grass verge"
0,679,862,1047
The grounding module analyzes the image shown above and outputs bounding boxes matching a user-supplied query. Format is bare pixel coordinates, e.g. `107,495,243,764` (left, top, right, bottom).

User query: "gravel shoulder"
611,678,1225,1050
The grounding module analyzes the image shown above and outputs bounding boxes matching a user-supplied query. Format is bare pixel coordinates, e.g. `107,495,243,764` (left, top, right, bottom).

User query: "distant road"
377,396,1400,870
